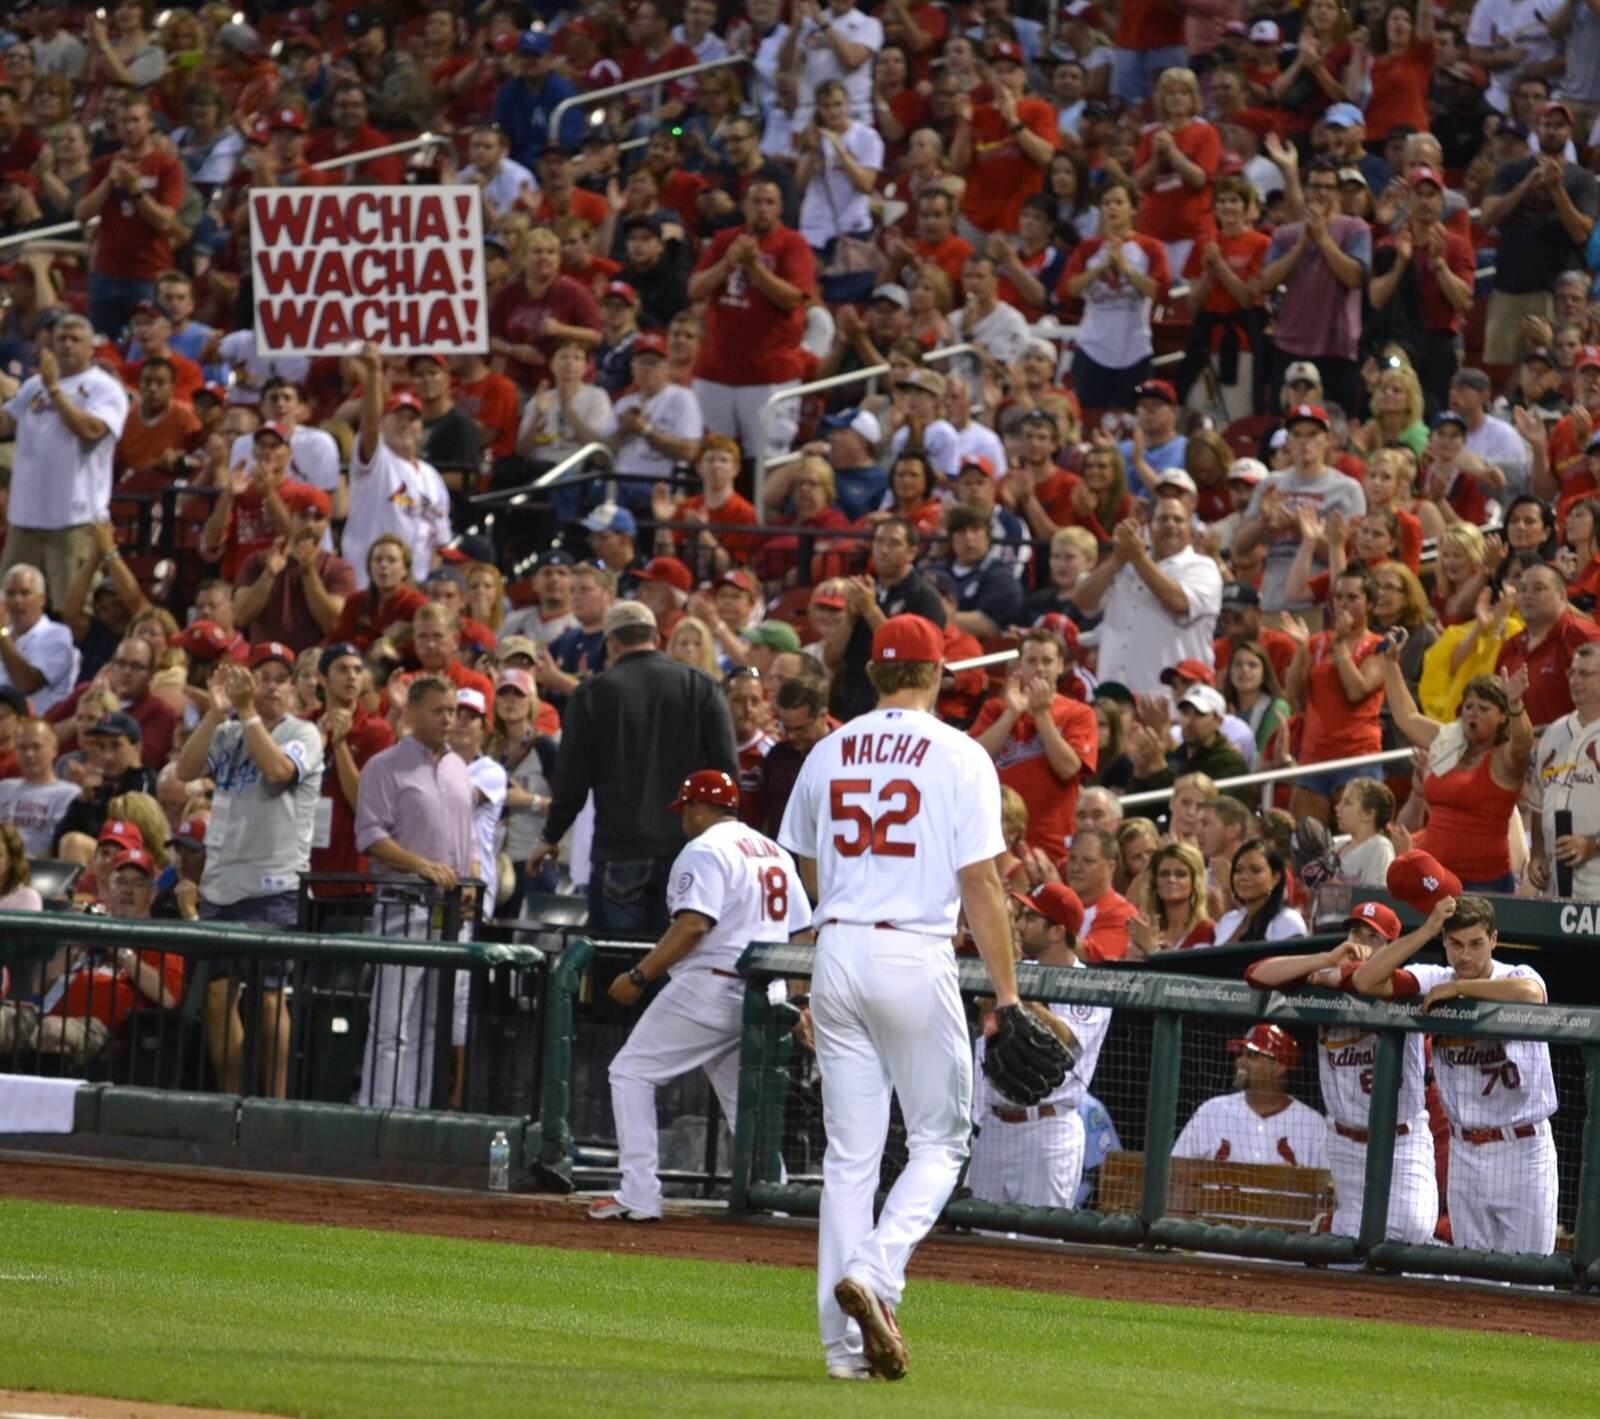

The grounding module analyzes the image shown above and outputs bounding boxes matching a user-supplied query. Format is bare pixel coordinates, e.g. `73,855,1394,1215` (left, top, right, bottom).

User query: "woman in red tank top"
1378,656,1533,892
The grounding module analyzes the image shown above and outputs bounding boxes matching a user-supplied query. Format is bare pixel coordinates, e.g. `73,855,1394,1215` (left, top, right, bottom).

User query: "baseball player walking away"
966,885,1112,1210
778,614,1034,1383
1353,893,1559,1256
1245,899,1454,1244
1172,1024,1328,1169
589,770,811,1223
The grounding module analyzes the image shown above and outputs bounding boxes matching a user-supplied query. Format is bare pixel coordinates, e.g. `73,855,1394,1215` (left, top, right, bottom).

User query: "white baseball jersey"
1528,711,1600,901
1316,1026,1426,1131
343,435,451,590
467,754,507,919
778,706,1004,937
666,818,812,977
1403,962,1557,1129
1173,1093,1329,1169
975,985,1113,1114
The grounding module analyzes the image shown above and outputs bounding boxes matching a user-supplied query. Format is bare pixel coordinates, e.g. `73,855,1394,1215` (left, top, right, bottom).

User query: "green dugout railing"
730,940,1600,1289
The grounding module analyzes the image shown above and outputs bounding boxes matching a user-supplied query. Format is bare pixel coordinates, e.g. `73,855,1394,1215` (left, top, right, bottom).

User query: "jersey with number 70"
778,706,1005,937
664,818,813,976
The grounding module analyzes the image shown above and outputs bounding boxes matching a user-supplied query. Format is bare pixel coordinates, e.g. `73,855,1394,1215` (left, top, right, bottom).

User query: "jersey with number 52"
778,707,1005,936
1403,962,1557,1129
665,819,813,977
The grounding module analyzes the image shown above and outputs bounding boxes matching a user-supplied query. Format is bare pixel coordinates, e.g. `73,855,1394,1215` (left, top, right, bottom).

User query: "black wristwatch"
628,967,648,988
1009,121,1025,134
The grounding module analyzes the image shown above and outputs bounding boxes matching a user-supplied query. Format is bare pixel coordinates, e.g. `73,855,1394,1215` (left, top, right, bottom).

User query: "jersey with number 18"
665,818,813,976
778,707,1004,936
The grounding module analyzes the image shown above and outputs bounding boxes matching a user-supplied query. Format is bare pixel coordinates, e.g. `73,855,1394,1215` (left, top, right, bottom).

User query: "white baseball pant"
965,1105,1086,1210
609,973,744,1220
692,378,799,456
811,924,971,1372
1447,1120,1558,1256
1325,1112,1439,1245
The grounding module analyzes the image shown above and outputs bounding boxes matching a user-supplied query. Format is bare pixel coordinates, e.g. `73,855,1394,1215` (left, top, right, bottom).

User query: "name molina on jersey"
838,732,931,767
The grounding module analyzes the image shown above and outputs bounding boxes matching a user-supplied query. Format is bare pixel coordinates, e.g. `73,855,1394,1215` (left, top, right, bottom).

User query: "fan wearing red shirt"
304,82,405,184
1113,0,1187,102
115,359,203,484
76,96,186,337
1134,68,1222,266
970,629,1099,856
0,89,42,173
687,177,817,456
1495,560,1600,727
1177,177,1268,407
1358,2,1436,141
309,642,397,883
489,227,604,390
119,302,204,404
197,423,305,583
652,434,761,566
529,148,609,229
641,125,708,232
882,186,975,288
451,353,521,463
952,42,1059,236
1537,350,1600,511
618,0,699,93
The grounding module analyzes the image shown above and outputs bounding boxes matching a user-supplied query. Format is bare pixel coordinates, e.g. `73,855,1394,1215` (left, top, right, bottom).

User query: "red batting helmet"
669,769,740,812
1228,1023,1300,1070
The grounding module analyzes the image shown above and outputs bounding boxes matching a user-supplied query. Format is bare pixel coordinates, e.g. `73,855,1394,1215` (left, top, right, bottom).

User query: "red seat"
1223,415,1277,459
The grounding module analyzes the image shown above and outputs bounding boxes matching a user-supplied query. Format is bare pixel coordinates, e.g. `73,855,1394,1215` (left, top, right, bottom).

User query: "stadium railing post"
1570,1043,1600,1287
758,1001,800,1190
1355,1029,1404,1263
530,936,595,1190
1138,1011,1183,1231
728,979,777,1214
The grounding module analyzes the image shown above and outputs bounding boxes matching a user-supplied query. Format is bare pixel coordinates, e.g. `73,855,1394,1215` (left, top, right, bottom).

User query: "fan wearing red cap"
1350,890,1559,1256
966,882,1113,1212
235,480,356,651
612,331,708,516
971,627,1099,855
1371,170,1474,381
1172,1023,1328,1170
346,341,453,594
589,767,810,1226
775,612,1024,1382
199,421,322,582
956,39,1060,237
1244,898,1448,1244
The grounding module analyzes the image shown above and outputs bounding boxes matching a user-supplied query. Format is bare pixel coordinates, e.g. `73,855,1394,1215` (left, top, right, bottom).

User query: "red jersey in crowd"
693,224,817,387
87,148,187,280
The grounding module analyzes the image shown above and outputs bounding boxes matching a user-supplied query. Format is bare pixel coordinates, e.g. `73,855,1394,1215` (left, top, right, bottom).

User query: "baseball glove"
982,1004,1077,1106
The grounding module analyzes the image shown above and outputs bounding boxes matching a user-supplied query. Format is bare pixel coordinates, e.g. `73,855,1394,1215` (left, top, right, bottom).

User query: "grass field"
3,1199,1598,1419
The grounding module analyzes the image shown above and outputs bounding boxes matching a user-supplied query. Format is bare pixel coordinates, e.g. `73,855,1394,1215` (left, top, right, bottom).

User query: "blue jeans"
1296,763,1373,800
1112,45,1187,103
88,273,157,342
1070,349,1152,413
586,857,673,938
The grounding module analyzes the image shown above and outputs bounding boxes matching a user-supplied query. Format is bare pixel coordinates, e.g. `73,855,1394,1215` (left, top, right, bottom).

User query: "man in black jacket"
822,515,945,721
529,601,738,934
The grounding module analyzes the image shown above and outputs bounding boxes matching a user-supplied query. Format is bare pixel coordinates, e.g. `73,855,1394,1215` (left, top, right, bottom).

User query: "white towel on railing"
0,1073,82,1133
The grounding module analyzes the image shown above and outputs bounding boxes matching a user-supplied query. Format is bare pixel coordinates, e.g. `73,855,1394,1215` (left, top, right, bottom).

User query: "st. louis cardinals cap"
1160,658,1215,687
110,848,158,879
1344,900,1401,941
248,641,296,671
1228,1023,1300,1070
98,819,145,852
1385,850,1462,914
1285,403,1329,430
669,769,740,812
871,614,944,665
1010,883,1084,938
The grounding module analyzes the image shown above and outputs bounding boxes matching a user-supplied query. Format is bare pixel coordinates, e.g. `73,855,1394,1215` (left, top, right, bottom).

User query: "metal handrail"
468,441,614,508
309,132,446,173
753,342,980,508
548,55,749,149
1118,746,1417,812
0,219,88,250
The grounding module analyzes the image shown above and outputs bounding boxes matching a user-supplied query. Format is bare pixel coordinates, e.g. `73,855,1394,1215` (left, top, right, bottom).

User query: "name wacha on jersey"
837,732,932,767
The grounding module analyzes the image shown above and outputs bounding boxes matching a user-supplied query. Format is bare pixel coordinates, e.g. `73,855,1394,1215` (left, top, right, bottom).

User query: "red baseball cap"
811,590,847,611
602,280,640,307
496,668,536,697
715,569,758,598
385,391,424,415
1035,611,1080,653
408,352,449,370
253,420,292,444
1228,1023,1300,1070
871,613,944,665
1160,658,1215,687
988,39,1025,64
669,768,740,812
173,816,208,849
270,107,307,132
1578,346,1600,374
1285,402,1330,430
1385,850,1462,914
1133,379,1178,405
98,820,145,852
636,556,693,593
1344,900,1401,942
171,619,233,661
280,482,332,518
110,847,158,879
248,641,296,671
633,330,669,358
1406,165,1444,191
1010,883,1085,937
958,455,998,480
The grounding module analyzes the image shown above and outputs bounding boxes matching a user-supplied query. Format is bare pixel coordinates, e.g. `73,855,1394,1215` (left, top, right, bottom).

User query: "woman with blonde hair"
1430,521,1492,626
908,264,955,349
1184,427,1235,524
1362,447,1439,565
1130,841,1213,955
1115,817,1162,898
127,607,182,671
0,825,42,912
666,616,721,680
107,792,171,872
754,455,850,585
1355,365,1428,458
465,562,506,633
291,648,322,718
1133,67,1221,276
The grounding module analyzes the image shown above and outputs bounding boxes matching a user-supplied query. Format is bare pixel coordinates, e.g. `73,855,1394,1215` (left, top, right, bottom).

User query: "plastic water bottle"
488,1130,511,1192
